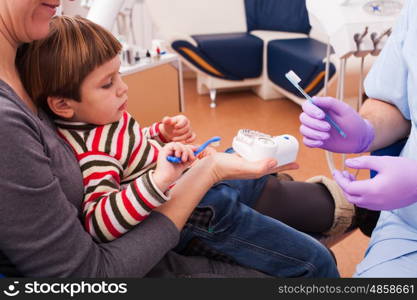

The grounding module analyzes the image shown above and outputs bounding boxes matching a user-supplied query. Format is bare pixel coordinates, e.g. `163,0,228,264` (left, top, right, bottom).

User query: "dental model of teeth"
232,129,299,166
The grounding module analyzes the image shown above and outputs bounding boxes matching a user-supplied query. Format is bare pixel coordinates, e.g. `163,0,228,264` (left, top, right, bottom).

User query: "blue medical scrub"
356,0,417,277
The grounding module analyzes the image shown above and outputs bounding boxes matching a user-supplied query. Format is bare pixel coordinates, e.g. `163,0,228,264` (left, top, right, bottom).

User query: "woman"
0,0,341,277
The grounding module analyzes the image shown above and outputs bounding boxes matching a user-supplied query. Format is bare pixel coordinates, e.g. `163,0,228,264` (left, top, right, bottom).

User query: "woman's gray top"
0,80,180,277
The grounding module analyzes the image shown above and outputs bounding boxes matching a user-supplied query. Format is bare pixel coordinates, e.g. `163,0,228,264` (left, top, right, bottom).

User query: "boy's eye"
102,80,113,89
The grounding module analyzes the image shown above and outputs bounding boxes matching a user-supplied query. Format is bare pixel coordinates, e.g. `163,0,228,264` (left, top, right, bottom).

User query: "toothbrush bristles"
286,70,301,83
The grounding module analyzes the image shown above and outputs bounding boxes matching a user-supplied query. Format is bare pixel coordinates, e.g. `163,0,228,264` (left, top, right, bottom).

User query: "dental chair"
145,0,336,108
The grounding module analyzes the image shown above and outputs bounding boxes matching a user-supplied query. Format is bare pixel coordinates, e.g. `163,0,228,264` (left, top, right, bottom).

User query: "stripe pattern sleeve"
56,112,170,243
142,122,169,144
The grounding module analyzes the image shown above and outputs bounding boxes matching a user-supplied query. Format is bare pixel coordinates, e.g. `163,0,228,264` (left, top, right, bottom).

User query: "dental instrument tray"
232,129,299,166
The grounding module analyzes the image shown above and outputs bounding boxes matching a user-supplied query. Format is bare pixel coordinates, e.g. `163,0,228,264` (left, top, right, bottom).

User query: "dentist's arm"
360,98,411,152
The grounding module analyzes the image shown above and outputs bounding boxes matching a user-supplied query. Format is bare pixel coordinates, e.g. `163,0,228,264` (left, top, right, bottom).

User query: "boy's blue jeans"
175,175,339,278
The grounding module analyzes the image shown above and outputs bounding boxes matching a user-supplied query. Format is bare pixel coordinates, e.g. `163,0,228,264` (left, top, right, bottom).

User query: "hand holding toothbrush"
285,70,373,153
300,96,375,153
154,137,221,192
153,142,198,193
286,71,347,138
167,137,221,163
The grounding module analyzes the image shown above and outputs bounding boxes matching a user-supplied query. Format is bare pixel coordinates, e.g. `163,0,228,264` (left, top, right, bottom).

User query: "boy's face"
71,55,128,125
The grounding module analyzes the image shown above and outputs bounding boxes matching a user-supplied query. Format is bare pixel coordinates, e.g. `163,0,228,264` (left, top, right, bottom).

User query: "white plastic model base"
232,129,299,166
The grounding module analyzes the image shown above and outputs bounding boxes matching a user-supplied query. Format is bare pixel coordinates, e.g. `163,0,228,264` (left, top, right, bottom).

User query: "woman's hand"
154,151,298,230
196,146,218,159
160,115,196,143
207,152,299,183
152,142,197,192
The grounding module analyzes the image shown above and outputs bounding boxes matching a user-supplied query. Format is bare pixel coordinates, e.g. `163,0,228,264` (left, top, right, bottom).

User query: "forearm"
84,171,170,243
360,98,411,152
154,157,216,230
154,151,287,230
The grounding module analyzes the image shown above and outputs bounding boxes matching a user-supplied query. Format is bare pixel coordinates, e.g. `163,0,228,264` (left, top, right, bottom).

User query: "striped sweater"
55,112,169,243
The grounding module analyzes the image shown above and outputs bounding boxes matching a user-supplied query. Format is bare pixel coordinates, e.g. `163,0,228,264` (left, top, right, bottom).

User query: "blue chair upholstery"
268,38,336,97
166,0,337,107
172,33,263,80
170,1,312,83
192,33,264,79
172,40,241,81
244,0,311,34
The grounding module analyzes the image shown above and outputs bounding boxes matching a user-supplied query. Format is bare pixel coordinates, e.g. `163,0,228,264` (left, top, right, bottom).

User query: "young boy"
17,15,198,243
17,16,347,277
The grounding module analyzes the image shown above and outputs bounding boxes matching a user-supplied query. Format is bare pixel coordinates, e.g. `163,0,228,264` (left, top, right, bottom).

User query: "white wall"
61,0,157,50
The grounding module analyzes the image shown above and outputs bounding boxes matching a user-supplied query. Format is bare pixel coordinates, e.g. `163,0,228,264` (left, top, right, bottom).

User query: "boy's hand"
160,115,196,143
152,142,197,192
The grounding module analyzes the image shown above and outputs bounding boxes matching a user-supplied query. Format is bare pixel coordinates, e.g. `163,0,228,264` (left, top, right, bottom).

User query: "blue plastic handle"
167,136,221,164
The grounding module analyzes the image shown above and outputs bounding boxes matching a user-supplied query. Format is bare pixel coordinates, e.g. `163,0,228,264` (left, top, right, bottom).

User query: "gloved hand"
333,155,417,210
300,97,375,153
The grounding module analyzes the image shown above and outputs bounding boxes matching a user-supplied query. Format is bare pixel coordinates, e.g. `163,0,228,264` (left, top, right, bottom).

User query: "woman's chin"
27,24,51,41
28,9,55,40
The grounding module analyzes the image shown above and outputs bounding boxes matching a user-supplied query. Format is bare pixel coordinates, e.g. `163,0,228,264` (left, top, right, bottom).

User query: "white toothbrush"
285,70,346,138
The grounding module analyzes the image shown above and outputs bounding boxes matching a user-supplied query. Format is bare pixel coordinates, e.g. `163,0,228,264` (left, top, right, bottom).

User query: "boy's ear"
47,96,75,119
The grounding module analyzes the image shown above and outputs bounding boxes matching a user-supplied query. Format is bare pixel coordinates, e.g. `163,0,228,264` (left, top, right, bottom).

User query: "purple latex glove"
333,156,417,210
300,97,375,153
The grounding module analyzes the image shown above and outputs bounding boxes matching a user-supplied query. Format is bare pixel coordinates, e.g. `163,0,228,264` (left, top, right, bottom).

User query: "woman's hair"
16,15,122,110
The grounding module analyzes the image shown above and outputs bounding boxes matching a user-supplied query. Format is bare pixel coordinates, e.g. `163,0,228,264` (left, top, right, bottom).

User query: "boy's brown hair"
16,15,122,111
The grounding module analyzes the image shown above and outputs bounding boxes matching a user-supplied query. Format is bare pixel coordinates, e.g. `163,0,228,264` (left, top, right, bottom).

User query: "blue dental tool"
285,70,347,138
167,136,221,163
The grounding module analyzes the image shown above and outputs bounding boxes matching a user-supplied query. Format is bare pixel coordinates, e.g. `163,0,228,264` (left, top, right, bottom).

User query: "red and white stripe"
55,112,170,243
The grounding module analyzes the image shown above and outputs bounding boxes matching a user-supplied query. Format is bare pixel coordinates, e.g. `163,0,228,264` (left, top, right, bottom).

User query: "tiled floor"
182,78,370,277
